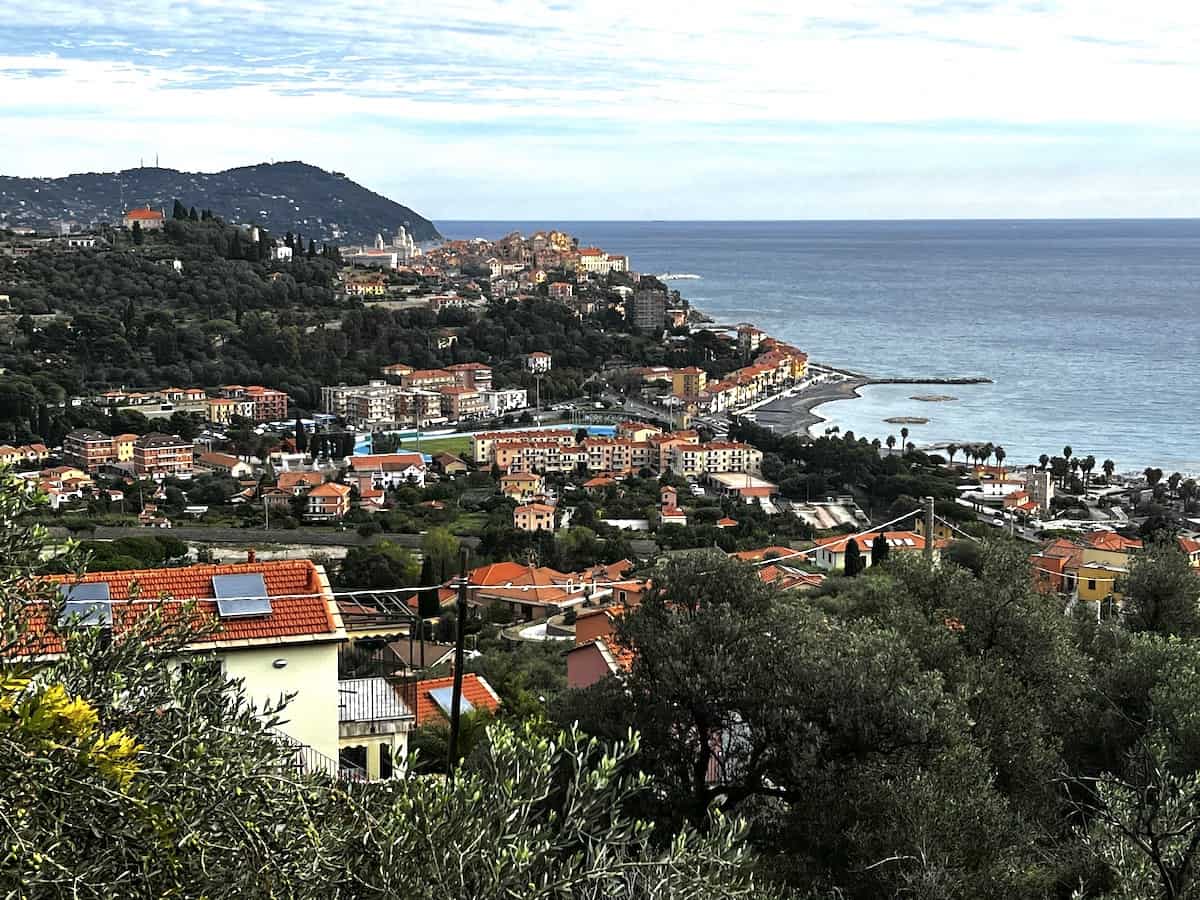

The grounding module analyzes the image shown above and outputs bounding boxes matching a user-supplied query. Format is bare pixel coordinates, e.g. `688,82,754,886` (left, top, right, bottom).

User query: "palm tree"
994,445,1006,475
1081,455,1095,492
886,435,896,453
1069,458,1080,487
1063,445,1073,464
1039,453,1050,471
982,442,995,470
1168,472,1183,498
906,442,915,455
1144,467,1163,488
946,443,959,465
871,437,881,450
900,427,909,450
1102,459,1115,483
1181,479,1198,511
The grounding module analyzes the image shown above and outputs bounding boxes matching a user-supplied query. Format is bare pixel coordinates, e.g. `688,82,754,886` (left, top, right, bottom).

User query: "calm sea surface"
440,220,1200,474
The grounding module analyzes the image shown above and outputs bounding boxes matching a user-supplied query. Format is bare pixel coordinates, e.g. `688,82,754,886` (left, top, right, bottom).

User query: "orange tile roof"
813,531,927,553
731,546,795,562
25,561,338,655
350,453,426,471
308,482,351,498
124,207,163,220
1179,537,1200,555
276,471,324,491
413,673,501,725
1081,531,1143,552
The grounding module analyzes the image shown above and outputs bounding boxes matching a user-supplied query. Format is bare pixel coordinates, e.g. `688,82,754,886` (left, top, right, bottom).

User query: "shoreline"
743,376,870,437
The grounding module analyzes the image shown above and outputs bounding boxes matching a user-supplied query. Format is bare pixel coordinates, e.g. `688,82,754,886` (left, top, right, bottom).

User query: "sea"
439,220,1200,474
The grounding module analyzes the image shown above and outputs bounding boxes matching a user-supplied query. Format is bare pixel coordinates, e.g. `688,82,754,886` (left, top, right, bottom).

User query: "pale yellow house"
32,561,348,765
113,433,138,463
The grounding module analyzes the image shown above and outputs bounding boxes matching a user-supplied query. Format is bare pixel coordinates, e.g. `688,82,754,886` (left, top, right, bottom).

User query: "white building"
481,388,529,415
525,352,552,373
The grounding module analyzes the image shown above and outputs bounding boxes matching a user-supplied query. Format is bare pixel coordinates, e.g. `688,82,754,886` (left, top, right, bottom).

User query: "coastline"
744,377,870,437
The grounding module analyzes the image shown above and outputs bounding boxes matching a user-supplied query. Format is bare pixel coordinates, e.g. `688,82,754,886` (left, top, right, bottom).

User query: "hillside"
0,162,440,244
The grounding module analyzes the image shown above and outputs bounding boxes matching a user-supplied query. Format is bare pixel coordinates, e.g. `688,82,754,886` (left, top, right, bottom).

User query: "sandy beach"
746,377,870,437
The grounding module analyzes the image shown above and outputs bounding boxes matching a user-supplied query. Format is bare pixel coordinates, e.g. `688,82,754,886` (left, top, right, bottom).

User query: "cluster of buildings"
631,329,809,417
321,361,528,429
64,429,194,479
24,559,502,780
92,384,289,425
1031,531,1200,608
339,227,421,270
470,422,771,533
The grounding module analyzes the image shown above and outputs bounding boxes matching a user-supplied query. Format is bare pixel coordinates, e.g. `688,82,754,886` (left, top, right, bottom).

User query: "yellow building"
1076,562,1126,603
671,367,708,398
112,433,138,463
207,397,236,425
514,502,557,532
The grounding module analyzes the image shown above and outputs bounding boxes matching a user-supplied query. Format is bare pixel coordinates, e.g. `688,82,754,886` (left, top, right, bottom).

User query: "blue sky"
1,0,1199,219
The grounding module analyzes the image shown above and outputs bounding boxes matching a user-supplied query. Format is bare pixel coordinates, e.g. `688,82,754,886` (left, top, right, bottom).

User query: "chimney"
247,548,257,563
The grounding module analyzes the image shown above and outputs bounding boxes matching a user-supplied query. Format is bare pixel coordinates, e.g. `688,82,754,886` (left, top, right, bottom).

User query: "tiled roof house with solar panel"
28,561,364,771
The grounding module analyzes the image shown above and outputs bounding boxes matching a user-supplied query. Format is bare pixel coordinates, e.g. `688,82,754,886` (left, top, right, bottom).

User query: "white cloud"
1,0,1200,215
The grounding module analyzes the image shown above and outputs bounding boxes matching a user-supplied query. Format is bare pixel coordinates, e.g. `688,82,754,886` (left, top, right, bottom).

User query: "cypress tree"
131,221,144,245
418,557,440,619
844,539,863,577
871,532,889,566
188,206,199,221
294,416,307,453
172,199,188,220
307,238,317,258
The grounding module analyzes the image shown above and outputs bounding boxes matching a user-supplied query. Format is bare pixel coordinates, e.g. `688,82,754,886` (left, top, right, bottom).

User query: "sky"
2,1,1200,220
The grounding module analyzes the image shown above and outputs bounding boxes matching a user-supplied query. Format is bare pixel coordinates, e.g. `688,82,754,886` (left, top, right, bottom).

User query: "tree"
886,435,896,453
900,427,909,451
1103,458,1116,483
844,537,864,576
188,206,199,221
1081,454,1095,491
307,238,317,259
994,445,1006,474
421,527,461,582
417,556,440,619
871,531,890,565
1123,541,1200,638
1039,453,1050,471
131,221,144,245
1063,445,1073,465
294,415,307,453
946,443,958,465
172,199,188,220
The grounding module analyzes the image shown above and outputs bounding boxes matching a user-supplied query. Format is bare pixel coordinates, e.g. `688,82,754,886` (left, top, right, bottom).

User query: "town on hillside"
4,198,1200,899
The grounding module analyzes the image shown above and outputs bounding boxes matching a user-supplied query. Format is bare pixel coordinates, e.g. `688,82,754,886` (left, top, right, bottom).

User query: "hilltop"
0,161,440,243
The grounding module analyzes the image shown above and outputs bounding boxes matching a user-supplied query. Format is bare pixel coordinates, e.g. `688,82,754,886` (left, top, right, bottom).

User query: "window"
1087,579,1096,591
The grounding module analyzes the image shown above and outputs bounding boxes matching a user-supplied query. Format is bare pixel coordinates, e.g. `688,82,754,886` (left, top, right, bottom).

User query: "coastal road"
50,524,482,551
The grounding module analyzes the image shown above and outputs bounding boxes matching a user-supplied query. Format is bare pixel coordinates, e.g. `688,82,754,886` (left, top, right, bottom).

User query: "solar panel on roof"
59,582,112,627
212,573,273,618
428,685,474,718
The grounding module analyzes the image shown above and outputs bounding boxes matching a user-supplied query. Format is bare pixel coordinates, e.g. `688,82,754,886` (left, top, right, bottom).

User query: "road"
51,524,481,550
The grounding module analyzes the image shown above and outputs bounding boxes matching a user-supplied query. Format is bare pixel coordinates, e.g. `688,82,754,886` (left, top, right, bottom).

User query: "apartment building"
446,362,493,391
400,369,455,390
219,385,288,423
669,441,762,478
472,428,578,465
437,386,487,421
480,388,528,415
134,433,194,479
321,382,445,429
63,429,118,473
514,502,557,532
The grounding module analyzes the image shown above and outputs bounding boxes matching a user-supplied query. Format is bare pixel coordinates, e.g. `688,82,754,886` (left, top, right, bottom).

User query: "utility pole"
924,496,935,561
447,546,471,778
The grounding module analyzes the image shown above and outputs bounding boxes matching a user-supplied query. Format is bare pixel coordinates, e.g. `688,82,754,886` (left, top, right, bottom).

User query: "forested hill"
0,162,440,243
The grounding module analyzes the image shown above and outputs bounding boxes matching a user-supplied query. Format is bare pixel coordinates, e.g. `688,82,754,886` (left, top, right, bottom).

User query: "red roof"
350,453,426,471
414,673,501,725
24,561,339,656
1081,531,1143,552
124,207,164,221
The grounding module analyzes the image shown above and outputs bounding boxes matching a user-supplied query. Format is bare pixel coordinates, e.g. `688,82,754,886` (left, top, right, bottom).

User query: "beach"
746,376,870,437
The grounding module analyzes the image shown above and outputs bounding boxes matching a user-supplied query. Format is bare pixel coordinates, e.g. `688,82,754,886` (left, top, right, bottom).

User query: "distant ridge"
0,161,440,243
